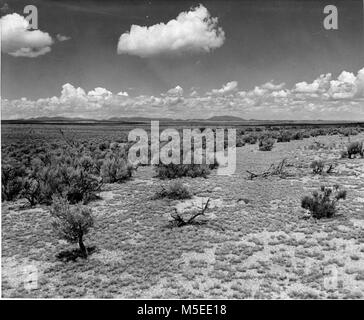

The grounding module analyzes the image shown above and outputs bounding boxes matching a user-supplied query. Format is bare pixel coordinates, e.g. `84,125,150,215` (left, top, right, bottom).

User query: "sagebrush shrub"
154,181,192,200
301,185,347,219
155,163,212,179
347,141,363,159
302,131,311,138
291,131,304,140
341,128,359,137
79,156,96,172
310,160,324,174
64,167,102,203
21,177,41,206
50,196,94,258
100,157,134,183
277,131,292,142
1,138,135,205
309,128,326,137
36,163,102,204
242,134,258,144
1,163,25,201
154,139,219,179
98,141,110,151
236,136,245,147
258,137,275,151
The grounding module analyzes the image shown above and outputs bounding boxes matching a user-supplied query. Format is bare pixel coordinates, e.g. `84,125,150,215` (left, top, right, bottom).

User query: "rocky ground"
2,133,364,298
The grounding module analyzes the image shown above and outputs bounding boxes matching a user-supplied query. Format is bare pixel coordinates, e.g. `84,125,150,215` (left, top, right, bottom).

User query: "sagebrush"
301,185,347,219
50,196,94,258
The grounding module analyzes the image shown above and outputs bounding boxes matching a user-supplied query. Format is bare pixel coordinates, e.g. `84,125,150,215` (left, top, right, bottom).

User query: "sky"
1,0,364,120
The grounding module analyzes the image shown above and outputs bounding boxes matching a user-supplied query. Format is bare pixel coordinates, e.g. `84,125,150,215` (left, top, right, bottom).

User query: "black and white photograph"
1,0,364,303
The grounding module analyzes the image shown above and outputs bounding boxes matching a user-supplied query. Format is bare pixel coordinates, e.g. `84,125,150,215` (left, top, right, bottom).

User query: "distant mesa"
3,115,247,123
204,116,246,121
2,116,360,126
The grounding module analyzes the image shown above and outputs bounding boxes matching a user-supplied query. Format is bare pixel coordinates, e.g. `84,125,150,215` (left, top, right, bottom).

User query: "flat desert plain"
2,131,364,299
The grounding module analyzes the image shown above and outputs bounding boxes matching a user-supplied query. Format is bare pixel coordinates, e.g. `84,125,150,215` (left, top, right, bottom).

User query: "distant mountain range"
3,115,248,123
204,115,247,121
2,116,362,125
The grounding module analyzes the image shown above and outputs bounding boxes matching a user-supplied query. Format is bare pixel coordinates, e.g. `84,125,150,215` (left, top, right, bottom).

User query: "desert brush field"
1,123,364,299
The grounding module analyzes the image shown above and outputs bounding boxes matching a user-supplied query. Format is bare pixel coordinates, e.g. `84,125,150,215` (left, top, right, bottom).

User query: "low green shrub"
291,131,304,140
154,181,192,200
341,128,359,137
301,185,347,219
1,163,25,201
21,177,41,206
236,136,245,147
310,160,324,174
98,141,110,151
277,131,292,142
100,158,134,183
155,163,212,179
242,134,258,144
347,141,363,158
258,137,275,151
50,196,94,258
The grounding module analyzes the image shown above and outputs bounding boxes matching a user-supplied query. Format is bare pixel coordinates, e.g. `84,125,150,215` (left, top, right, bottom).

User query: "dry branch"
246,159,288,180
170,198,210,227
326,163,335,174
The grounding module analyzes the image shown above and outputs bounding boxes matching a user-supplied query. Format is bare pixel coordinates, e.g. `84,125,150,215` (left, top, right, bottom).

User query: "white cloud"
190,90,198,97
271,90,289,98
166,85,184,96
210,81,238,95
327,68,364,100
60,83,87,102
294,73,331,93
0,13,53,57
117,4,225,57
247,86,266,97
337,71,356,84
56,34,71,42
88,87,112,100
261,81,285,91
2,67,364,120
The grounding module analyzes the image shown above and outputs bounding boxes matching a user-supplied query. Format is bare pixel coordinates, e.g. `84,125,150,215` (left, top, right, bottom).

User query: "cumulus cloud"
2,67,364,120
261,81,285,91
190,90,198,97
117,91,129,97
88,87,112,99
60,83,87,103
294,73,331,94
166,85,184,96
327,68,364,100
271,90,289,98
0,13,53,57
209,81,238,96
292,68,364,101
88,88,107,97
247,86,267,98
117,4,225,57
